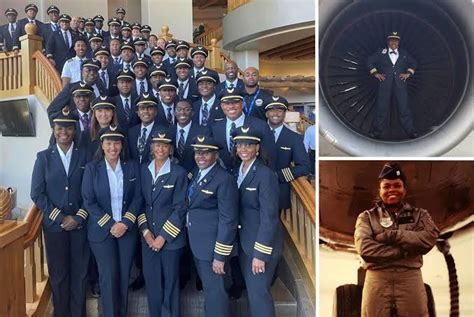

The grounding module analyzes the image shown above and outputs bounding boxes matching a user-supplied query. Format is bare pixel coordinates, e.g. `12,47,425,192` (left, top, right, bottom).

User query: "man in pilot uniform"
265,96,310,210
187,135,239,317
0,8,18,52
367,32,418,139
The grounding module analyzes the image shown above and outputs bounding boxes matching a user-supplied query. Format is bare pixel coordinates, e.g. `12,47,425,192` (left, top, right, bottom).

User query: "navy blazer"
41,22,59,50
128,122,166,165
367,48,417,88
187,164,239,262
215,79,245,97
177,78,199,103
162,58,177,80
45,30,76,72
192,96,225,127
210,115,277,173
31,144,89,232
82,159,142,242
275,126,311,209
114,94,140,131
155,101,177,127
12,18,44,50
0,23,16,51
236,159,282,261
132,79,153,96
138,162,188,250
171,121,210,172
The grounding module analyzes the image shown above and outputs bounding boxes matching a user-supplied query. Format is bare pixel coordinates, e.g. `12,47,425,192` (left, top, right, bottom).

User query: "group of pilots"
9,3,312,317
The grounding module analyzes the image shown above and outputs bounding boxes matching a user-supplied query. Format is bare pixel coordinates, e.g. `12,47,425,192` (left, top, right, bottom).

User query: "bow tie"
390,51,397,55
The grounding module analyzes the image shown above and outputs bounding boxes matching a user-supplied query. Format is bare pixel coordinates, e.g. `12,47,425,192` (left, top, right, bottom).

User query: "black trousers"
43,228,90,317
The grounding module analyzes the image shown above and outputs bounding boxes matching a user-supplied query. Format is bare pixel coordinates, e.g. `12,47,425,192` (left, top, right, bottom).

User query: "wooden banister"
227,0,252,12
32,50,62,105
282,176,316,286
23,204,43,249
195,26,223,46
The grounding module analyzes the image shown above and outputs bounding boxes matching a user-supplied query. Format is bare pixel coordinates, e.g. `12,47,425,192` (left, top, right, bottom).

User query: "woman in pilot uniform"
137,128,188,317
354,163,439,316
31,106,90,317
88,95,120,159
81,125,142,317
233,126,283,317
186,135,239,317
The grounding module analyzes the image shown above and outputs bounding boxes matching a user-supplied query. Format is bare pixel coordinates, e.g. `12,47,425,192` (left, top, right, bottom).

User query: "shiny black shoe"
90,283,101,298
228,284,243,300
129,275,145,291
195,276,203,291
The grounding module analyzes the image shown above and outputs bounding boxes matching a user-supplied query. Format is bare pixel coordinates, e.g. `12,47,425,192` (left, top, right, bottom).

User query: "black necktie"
229,83,234,89
63,32,69,48
166,107,173,124
114,57,120,65
177,128,185,159
229,122,236,154
124,98,130,117
201,103,209,126
390,50,397,55
187,170,202,200
138,127,147,162
81,113,89,131
140,81,145,95
101,71,107,88
10,24,15,37
178,82,185,99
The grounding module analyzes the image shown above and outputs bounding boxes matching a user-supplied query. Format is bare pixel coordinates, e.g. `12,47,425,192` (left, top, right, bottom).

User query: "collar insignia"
241,127,249,133
110,125,117,131
197,136,205,142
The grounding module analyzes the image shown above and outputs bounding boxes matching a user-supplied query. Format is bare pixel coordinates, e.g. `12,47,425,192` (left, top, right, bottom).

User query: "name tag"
163,185,174,189
214,118,224,121
129,178,136,182
280,146,291,151
201,189,213,195
398,216,415,225
245,187,257,191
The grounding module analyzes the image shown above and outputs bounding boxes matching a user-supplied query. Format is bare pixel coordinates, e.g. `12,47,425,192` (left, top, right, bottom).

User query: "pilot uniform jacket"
128,122,165,165
12,17,44,50
237,159,282,262
215,79,245,97
82,159,142,242
211,116,277,173
30,143,90,317
171,121,210,172
0,22,17,51
177,78,199,103
156,101,177,127
275,126,311,209
162,57,177,80
138,162,188,249
46,30,77,72
113,94,140,131
187,164,239,262
354,202,438,316
367,48,418,136
192,97,225,127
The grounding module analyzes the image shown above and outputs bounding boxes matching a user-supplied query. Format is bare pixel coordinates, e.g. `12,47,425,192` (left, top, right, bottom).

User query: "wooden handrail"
23,204,43,249
32,51,62,92
195,26,223,46
291,177,315,224
228,0,252,12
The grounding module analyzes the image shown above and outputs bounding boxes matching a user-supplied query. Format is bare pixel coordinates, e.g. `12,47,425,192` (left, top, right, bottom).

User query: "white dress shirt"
138,121,155,147
61,56,84,82
61,30,72,48
270,124,284,142
226,113,245,150
56,142,74,175
237,158,256,188
303,124,316,151
9,23,17,37
136,79,149,93
225,78,239,88
197,162,217,183
389,48,399,65
176,121,192,148
105,159,124,222
161,103,175,124
148,158,171,183
99,69,109,89
177,79,190,98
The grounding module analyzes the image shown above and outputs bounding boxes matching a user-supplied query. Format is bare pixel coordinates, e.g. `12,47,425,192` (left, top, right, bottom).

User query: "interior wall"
260,59,315,77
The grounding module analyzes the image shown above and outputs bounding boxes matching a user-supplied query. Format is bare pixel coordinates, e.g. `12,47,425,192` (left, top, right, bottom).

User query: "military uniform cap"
136,93,158,107
387,32,401,40
165,40,177,49
176,40,190,51
219,87,244,103
5,8,18,16
71,81,94,96
158,77,179,90
232,125,261,144
52,106,79,126
84,18,94,26
131,22,142,30
46,5,60,14
151,128,173,144
81,58,101,70
133,37,147,45
264,95,288,111
191,135,220,151
121,22,132,31
93,15,105,22
58,14,71,23
149,64,167,77
116,7,126,14
89,33,104,42
378,162,406,184
92,95,115,110
196,69,219,84
78,17,85,23
99,125,124,141
25,4,38,12
116,68,135,81
174,58,192,69
94,46,110,57
108,18,121,26
133,58,148,69
191,46,209,58
120,42,135,52
141,25,152,33
150,46,165,56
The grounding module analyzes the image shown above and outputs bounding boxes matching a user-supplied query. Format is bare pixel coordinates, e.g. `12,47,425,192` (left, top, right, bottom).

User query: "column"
231,50,259,70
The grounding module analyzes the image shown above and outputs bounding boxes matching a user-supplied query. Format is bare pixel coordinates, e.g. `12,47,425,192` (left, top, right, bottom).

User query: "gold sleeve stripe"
98,214,111,227
254,242,273,255
214,247,232,256
407,68,415,75
123,212,136,223
282,168,294,182
137,214,147,226
163,222,179,238
215,245,233,254
285,168,295,181
164,220,180,234
76,209,88,220
215,242,233,250
49,208,61,221
369,68,377,74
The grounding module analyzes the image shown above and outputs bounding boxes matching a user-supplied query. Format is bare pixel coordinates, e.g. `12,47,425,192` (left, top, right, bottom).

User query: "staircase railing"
195,26,223,46
228,0,252,12
32,51,62,105
282,177,316,286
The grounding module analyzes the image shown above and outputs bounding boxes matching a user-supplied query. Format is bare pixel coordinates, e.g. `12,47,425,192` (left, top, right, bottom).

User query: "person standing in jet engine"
367,32,418,139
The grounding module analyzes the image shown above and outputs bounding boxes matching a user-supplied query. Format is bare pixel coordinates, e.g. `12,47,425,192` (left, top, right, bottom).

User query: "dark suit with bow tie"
82,158,142,317
187,164,239,317
210,116,277,173
192,97,225,127
274,126,310,209
31,144,90,317
367,48,418,137
138,162,188,316
236,159,282,317
171,122,210,172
